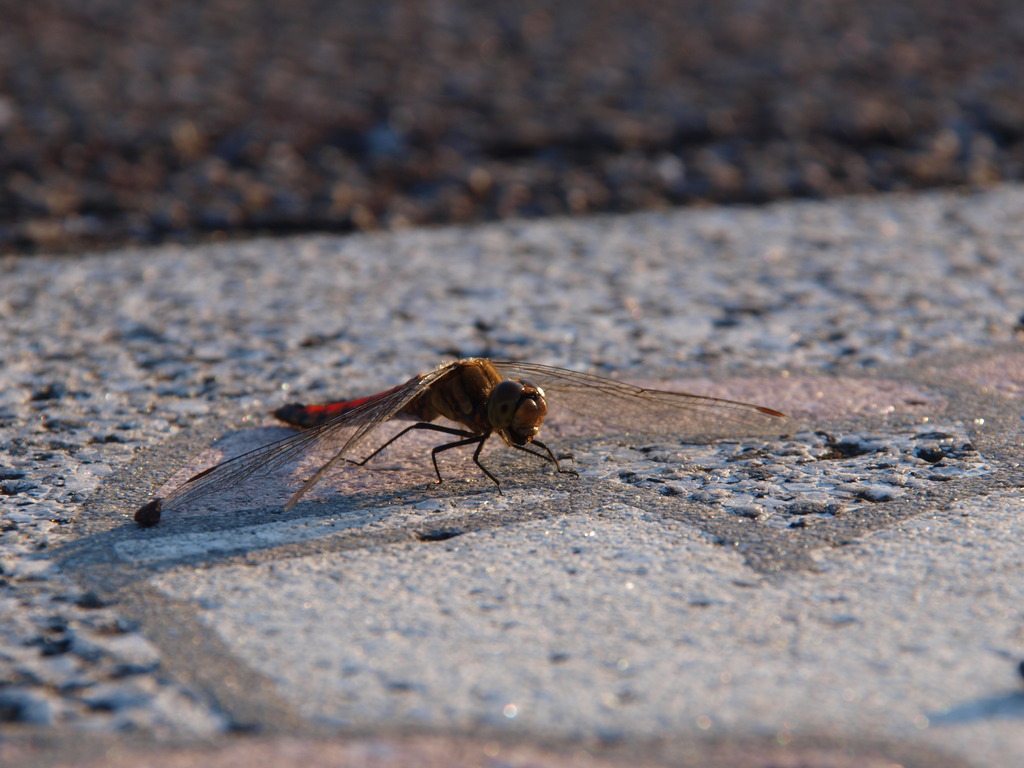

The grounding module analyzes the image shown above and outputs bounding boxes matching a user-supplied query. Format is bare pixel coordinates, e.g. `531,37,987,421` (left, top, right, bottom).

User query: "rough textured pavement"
2,185,1024,767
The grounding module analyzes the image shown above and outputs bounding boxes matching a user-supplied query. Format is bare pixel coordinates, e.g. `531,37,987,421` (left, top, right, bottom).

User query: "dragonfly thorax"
487,379,548,446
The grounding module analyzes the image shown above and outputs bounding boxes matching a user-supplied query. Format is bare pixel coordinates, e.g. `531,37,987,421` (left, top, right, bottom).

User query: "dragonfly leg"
350,423,571,490
470,434,501,489
430,433,499,488
513,439,579,477
348,421,502,489
348,422,477,468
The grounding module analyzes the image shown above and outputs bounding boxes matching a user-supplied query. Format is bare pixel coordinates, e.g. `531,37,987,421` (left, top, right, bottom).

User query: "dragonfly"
134,358,795,526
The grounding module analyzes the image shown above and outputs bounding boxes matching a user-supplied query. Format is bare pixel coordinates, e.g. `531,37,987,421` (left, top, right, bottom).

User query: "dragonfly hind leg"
348,422,479,474
349,421,500,487
431,432,499,488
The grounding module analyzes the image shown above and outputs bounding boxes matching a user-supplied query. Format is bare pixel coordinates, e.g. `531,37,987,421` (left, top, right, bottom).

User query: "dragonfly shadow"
926,690,1024,725
70,473,506,578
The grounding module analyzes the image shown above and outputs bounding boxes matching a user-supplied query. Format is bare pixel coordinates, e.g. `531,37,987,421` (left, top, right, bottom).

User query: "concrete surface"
2,185,1023,767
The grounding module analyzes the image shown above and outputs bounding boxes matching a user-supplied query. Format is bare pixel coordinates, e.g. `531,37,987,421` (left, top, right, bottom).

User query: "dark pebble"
0,690,52,725
74,591,105,609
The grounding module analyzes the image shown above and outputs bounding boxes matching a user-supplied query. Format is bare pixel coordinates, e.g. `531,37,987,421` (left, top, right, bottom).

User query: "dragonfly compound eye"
487,380,525,428
507,381,547,445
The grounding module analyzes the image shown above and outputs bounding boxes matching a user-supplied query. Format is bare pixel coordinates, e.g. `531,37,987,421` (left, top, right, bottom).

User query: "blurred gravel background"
2,0,1023,254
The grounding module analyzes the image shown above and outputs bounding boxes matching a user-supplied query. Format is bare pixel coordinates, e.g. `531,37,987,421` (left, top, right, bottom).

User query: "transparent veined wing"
492,361,795,440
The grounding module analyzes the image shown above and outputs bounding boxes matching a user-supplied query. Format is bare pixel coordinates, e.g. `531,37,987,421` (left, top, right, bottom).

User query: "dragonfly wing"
492,361,795,440
158,364,459,513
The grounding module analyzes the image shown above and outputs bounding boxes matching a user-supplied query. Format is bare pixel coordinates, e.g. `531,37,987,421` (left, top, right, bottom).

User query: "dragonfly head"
487,379,548,445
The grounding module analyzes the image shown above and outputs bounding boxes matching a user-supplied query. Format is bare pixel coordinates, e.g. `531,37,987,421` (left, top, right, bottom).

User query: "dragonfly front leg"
511,439,579,477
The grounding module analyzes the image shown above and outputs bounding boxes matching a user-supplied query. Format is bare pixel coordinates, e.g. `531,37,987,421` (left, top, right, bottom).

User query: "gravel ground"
3,185,1023,766
2,0,1024,254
